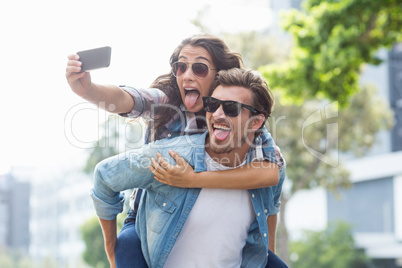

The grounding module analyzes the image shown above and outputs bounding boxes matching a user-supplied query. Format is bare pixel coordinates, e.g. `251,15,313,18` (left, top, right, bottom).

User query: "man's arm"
267,214,278,253
99,218,117,268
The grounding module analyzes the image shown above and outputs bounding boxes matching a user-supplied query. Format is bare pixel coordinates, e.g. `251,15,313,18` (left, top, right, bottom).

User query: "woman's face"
175,45,217,113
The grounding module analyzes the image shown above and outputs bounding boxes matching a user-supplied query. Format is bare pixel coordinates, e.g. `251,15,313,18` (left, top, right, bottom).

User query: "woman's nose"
183,65,195,80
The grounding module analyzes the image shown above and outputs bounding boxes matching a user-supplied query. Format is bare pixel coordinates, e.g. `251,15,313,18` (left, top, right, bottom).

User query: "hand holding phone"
77,46,111,72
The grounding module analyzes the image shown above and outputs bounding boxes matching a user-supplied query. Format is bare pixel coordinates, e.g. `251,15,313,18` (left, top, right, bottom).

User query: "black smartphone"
77,46,111,72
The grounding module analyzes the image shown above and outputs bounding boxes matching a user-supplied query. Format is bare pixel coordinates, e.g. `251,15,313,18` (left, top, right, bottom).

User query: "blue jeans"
115,210,147,268
115,210,288,268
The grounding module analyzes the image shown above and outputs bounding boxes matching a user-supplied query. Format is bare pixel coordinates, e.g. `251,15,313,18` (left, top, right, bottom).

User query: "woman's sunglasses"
203,96,260,117
172,61,217,79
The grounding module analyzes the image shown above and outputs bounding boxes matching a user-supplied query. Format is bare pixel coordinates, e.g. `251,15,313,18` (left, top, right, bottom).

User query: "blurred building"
0,170,30,253
28,167,95,267
327,44,402,268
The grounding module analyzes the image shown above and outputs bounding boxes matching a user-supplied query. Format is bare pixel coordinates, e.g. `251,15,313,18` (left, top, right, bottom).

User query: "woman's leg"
266,249,288,268
115,210,148,268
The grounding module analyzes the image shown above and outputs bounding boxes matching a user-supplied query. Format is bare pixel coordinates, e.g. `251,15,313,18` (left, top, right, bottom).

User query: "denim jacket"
91,132,285,268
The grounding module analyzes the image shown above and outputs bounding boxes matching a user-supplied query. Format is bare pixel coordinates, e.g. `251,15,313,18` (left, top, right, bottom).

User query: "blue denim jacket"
91,132,285,268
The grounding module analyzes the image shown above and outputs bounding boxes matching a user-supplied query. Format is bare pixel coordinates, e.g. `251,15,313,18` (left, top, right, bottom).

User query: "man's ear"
250,114,266,131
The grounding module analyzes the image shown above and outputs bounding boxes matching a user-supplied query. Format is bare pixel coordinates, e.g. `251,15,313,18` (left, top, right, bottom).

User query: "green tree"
256,0,399,263
260,0,402,106
81,214,125,268
81,216,108,268
290,221,372,268
222,31,291,70
191,6,290,70
269,84,393,263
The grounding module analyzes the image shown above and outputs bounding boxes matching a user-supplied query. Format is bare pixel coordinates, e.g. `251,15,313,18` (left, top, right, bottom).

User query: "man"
92,68,286,267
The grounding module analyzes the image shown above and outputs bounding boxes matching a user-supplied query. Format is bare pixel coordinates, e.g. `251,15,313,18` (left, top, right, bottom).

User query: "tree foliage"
271,84,393,262
269,86,393,198
256,1,398,261
270,84,393,195
260,0,402,106
290,221,372,268
81,216,108,268
81,214,125,268
222,31,291,70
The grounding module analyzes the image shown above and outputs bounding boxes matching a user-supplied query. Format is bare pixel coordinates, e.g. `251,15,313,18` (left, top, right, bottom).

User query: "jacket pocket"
148,192,178,233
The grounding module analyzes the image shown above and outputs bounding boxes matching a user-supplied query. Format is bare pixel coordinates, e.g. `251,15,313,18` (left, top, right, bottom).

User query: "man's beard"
209,135,247,154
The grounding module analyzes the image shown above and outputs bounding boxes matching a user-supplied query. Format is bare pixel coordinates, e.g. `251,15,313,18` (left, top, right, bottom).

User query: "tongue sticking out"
214,129,230,141
184,91,200,109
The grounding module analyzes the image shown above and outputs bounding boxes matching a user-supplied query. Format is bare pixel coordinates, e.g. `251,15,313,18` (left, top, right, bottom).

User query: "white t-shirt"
164,153,255,268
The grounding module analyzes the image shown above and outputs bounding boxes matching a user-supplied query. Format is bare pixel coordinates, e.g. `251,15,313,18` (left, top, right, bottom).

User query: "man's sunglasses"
172,61,217,79
202,96,260,117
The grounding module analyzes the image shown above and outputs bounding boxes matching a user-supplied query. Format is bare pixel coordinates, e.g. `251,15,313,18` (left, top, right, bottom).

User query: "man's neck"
205,150,248,168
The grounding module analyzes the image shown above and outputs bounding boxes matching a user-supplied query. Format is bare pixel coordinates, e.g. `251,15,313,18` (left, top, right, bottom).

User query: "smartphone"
77,46,111,72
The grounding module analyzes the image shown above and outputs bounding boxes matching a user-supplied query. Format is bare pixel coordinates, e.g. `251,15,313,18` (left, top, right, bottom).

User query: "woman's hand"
149,150,198,188
65,54,92,98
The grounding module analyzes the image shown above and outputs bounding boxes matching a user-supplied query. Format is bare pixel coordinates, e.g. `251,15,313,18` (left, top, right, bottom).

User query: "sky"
0,0,273,173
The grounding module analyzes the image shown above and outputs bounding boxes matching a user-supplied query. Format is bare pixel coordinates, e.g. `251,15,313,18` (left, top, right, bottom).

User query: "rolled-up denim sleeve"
91,160,126,220
90,148,157,220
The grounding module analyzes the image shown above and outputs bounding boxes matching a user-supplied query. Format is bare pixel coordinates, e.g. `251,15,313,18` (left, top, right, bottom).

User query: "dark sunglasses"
203,96,260,117
172,61,217,79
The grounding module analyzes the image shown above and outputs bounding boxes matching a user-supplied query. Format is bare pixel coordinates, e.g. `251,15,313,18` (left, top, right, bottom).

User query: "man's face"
206,85,261,161
175,45,217,113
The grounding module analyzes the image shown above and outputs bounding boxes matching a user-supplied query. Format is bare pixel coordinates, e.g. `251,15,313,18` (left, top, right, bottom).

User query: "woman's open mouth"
184,88,200,109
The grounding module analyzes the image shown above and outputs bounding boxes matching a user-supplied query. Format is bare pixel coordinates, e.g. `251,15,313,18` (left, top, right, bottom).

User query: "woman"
66,34,286,268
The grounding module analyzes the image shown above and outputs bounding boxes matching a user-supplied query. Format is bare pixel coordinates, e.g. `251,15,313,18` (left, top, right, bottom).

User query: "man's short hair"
214,68,274,125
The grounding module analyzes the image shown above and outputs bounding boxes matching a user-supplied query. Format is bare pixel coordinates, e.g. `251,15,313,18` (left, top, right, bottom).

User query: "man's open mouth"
212,123,231,141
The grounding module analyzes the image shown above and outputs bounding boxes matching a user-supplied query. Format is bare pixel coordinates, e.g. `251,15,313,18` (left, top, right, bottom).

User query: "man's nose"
212,105,226,119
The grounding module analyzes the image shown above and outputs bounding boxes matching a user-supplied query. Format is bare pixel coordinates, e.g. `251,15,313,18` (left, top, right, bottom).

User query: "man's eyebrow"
178,56,211,63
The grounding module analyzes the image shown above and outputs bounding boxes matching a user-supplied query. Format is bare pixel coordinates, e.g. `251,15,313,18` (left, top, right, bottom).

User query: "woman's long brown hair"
147,34,244,141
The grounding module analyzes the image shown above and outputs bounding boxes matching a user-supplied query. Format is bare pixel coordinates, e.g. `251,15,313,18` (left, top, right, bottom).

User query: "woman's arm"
66,54,134,113
150,150,279,189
